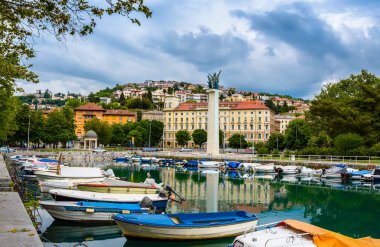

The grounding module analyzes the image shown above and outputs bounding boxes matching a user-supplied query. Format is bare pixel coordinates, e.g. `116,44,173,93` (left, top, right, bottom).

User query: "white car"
180,148,192,152
93,148,107,153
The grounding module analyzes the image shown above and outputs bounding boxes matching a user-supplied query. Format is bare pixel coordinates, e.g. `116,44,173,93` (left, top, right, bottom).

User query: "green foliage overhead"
192,129,207,148
265,133,285,151
44,109,76,147
175,130,191,147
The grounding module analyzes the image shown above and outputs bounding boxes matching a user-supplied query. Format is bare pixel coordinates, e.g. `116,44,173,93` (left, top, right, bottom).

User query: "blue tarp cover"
348,170,372,175
76,201,142,210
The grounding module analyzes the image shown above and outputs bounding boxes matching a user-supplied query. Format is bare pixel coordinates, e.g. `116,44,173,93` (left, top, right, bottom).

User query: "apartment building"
163,96,275,148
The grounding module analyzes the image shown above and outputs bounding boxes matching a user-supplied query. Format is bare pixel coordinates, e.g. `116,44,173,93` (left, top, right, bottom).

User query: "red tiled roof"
75,103,104,111
104,109,136,116
173,100,269,111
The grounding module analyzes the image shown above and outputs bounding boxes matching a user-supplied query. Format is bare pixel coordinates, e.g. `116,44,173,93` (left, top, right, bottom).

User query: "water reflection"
39,163,380,246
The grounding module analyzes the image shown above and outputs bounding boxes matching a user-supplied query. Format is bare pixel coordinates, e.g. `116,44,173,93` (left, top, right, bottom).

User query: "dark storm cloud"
149,27,252,72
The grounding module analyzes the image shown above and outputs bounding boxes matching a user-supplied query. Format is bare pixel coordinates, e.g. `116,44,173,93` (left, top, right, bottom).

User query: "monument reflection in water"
40,165,380,247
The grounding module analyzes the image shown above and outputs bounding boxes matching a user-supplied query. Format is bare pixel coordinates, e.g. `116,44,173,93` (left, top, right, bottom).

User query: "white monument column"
207,89,219,155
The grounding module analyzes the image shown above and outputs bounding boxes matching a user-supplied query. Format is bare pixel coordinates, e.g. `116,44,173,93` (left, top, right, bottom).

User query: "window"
258,117,261,122
265,117,268,122
244,125,247,130
181,113,183,115
265,125,269,130
224,117,226,122
238,112,241,115
181,125,183,129
232,125,234,130
258,133,262,139
224,125,227,130
168,124,171,129
238,125,241,130
251,133,253,138
181,118,183,122
244,111,247,114
259,111,261,114
244,117,247,122
175,113,178,115
232,117,234,122
238,117,240,122
265,133,269,139
199,124,201,129
192,125,194,129
250,125,253,130
175,125,177,130
258,125,262,130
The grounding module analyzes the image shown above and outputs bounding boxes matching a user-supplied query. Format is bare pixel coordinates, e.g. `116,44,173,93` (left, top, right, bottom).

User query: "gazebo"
83,130,98,150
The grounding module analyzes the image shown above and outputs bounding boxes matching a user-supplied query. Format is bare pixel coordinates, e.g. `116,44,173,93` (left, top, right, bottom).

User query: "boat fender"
122,210,130,214
85,208,94,213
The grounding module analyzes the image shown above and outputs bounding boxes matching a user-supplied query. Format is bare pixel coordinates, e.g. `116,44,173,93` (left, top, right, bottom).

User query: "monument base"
206,89,219,155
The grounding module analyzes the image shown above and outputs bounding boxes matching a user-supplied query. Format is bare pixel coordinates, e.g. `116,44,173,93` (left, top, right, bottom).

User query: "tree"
228,133,248,152
308,70,380,146
128,129,143,147
219,129,224,148
192,129,207,148
175,130,191,147
266,133,285,151
84,118,112,145
284,119,311,150
29,110,45,146
110,124,125,145
43,90,51,99
119,93,126,106
65,99,82,109
13,104,31,145
44,110,75,147
264,99,278,114
0,1,152,140
87,93,100,103
334,133,364,155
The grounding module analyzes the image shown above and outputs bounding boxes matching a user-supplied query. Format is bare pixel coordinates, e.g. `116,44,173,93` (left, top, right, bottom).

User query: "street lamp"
148,119,152,148
27,115,31,152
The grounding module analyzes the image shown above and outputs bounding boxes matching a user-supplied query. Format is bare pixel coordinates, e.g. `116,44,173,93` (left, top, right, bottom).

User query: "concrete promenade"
0,156,43,247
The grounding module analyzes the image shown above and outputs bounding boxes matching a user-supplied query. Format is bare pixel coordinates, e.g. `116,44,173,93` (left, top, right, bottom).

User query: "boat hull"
77,185,157,194
114,218,258,240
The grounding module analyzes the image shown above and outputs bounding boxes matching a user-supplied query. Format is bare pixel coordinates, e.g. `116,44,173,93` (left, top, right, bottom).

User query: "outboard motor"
139,196,157,213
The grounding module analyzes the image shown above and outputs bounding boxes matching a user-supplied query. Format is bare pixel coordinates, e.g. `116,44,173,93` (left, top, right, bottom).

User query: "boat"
113,211,258,240
321,164,350,179
297,167,316,177
281,176,299,183
341,170,372,180
229,219,380,247
48,189,168,210
254,163,277,173
198,161,221,169
113,156,128,162
300,177,321,184
237,163,261,172
39,200,150,222
131,156,142,162
225,161,240,170
184,160,199,168
361,168,380,183
76,178,161,194
39,179,76,193
34,167,104,183
280,165,299,175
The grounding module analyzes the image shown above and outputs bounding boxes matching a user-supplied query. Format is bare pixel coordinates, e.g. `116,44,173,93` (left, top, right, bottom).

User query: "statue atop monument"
207,70,221,89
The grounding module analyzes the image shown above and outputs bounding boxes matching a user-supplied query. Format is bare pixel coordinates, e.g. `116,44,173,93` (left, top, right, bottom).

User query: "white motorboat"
300,177,321,184
230,219,380,247
297,167,316,177
321,165,349,179
39,179,76,193
254,163,277,174
39,200,150,222
48,189,168,210
254,175,275,180
198,161,222,169
238,163,261,171
281,165,299,175
34,167,104,183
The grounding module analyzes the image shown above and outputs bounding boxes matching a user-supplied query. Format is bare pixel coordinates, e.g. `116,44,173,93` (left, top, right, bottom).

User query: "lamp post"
148,119,152,148
27,115,31,152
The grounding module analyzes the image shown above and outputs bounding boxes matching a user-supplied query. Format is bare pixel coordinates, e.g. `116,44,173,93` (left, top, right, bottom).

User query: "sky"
17,0,380,99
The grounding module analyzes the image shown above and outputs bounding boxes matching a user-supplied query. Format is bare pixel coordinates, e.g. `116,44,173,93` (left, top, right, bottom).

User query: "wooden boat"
34,167,104,183
39,200,149,222
48,189,168,210
76,178,160,194
230,219,380,247
113,211,258,240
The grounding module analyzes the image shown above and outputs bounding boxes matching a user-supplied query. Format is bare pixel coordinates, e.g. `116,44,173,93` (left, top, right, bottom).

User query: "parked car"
0,147,15,153
93,147,107,153
180,148,192,152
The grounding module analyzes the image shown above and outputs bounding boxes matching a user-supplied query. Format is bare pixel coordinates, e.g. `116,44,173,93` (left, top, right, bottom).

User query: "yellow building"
74,103,136,138
142,110,164,122
163,97,275,148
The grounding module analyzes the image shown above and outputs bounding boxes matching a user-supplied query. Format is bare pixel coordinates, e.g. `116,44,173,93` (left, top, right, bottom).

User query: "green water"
40,164,380,247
